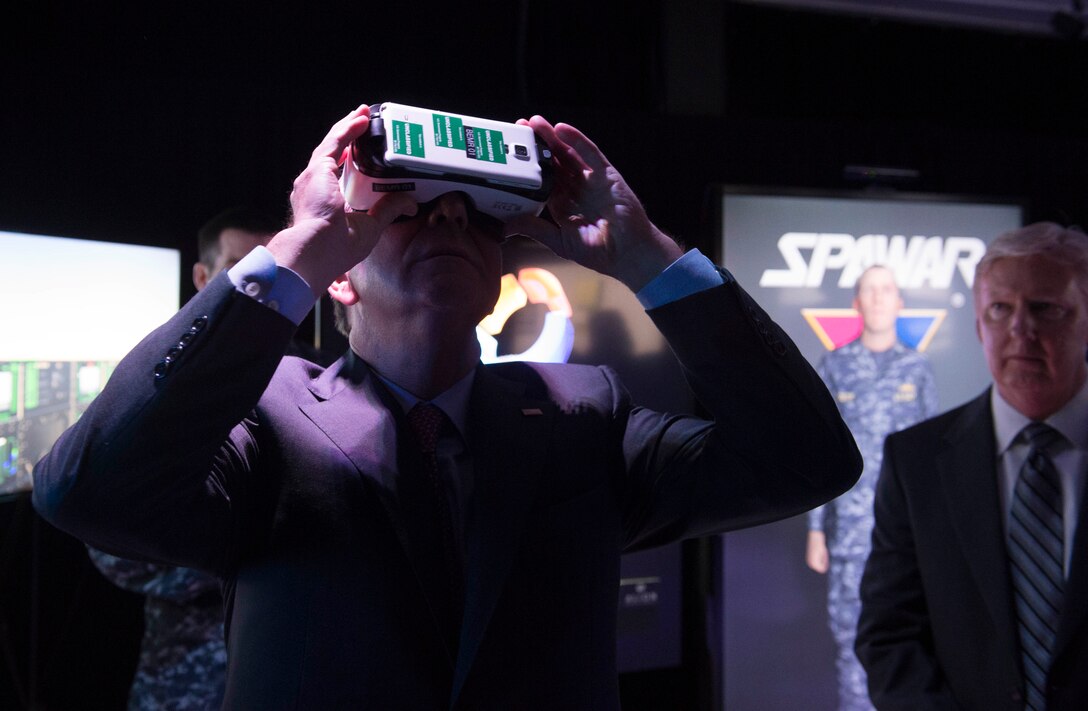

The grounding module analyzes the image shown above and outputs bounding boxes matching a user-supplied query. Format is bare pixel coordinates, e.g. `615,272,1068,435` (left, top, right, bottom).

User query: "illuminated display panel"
721,190,1023,411
485,237,695,415
715,188,1023,710
0,231,179,497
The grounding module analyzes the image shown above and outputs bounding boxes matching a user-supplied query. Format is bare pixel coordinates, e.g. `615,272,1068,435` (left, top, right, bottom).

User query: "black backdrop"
3,2,1087,709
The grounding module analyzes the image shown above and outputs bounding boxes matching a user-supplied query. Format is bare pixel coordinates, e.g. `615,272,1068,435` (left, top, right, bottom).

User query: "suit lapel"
938,391,1088,672
1055,476,1088,658
299,356,557,698
937,392,1019,651
299,353,459,648
451,363,553,704
299,352,401,512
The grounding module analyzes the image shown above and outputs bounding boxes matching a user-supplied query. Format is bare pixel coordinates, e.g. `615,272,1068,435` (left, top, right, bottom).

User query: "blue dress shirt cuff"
635,249,730,310
227,246,315,325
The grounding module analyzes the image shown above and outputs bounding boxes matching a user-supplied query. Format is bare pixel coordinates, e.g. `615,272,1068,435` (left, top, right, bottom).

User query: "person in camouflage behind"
86,552,227,710
805,265,938,711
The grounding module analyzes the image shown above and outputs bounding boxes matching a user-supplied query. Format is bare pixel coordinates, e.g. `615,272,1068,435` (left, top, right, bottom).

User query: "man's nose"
1009,305,1037,339
427,193,469,232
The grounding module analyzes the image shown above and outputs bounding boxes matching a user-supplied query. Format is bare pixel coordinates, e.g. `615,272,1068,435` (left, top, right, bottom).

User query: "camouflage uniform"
86,549,226,711
809,339,937,711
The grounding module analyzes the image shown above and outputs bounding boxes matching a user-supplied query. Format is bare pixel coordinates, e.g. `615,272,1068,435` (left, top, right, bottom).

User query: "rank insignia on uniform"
895,383,917,402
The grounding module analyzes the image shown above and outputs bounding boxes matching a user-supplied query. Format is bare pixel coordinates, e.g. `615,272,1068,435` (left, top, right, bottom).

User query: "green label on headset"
465,127,506,164
433,114,465,150
392,120,425,158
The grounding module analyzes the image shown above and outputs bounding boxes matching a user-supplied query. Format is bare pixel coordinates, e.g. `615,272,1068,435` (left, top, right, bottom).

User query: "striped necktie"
1008,422,1065,711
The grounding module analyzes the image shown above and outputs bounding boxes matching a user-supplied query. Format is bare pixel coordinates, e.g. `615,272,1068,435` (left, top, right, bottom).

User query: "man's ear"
192,262,210,292
327,274,359,306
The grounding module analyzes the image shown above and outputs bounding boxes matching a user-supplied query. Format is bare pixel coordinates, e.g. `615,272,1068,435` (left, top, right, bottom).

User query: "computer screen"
0,231,180,498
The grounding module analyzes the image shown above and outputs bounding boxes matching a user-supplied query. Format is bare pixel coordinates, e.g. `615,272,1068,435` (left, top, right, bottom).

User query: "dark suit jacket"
34,270,860,710
857,391,1088,710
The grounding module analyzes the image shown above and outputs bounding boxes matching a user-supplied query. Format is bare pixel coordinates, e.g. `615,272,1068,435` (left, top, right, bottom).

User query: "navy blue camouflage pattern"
809,339,937,711
87,549,226,711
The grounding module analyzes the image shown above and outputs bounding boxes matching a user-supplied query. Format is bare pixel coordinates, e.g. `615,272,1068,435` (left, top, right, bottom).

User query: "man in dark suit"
857,222,1088,711
33,105,861,709
85,206,279,710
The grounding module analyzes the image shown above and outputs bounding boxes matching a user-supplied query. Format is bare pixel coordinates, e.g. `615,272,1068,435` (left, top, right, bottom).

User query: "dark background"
2,1,1086,709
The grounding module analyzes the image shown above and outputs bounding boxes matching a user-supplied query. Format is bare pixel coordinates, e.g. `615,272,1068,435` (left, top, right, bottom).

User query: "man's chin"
998,368,1065,400
1001,366,1049,386
417,287,491,321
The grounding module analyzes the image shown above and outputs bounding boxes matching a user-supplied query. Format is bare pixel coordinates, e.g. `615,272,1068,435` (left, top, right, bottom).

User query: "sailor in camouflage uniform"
87,551,226,710
806,265,938,711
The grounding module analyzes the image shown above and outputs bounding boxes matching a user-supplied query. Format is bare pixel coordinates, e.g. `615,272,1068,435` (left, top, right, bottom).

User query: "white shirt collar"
371,367,476,441
991,379,1088,454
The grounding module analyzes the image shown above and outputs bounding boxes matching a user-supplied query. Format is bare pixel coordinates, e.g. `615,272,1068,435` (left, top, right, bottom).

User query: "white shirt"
992,380,1088,577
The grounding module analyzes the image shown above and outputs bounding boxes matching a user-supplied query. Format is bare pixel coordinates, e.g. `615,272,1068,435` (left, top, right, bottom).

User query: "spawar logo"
801,308,947,352
758,232,975,352
759,233,986,290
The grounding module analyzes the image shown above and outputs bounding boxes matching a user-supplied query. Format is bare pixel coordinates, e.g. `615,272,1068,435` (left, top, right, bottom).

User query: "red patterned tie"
407,403,446,463
405,403,464,646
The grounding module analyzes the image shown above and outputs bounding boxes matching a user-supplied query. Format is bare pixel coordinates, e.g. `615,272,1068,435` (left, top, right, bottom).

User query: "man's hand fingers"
553,122,610,176
528,115,590,177
310,104,371,165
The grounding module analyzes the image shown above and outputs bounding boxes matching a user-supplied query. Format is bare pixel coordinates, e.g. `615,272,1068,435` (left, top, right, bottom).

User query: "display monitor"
0,231,179,498
713,188,1023,710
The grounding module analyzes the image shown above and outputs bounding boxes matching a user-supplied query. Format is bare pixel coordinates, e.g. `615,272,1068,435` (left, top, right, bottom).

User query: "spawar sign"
759,233,987,290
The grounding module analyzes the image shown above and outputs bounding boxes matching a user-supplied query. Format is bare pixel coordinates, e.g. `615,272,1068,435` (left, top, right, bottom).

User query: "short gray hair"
974,222,1088,301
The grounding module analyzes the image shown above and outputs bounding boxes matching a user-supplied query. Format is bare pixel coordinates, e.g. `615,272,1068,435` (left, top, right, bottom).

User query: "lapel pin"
521,408,543,416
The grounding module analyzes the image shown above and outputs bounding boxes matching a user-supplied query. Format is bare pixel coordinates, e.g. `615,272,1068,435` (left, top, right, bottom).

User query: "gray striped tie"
1008,422,1065,711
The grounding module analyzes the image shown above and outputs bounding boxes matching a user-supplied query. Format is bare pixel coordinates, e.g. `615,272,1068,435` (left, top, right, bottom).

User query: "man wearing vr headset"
34,104,860,709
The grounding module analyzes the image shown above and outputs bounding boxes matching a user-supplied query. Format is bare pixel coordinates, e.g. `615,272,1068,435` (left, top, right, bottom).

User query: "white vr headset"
340,102,554,222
